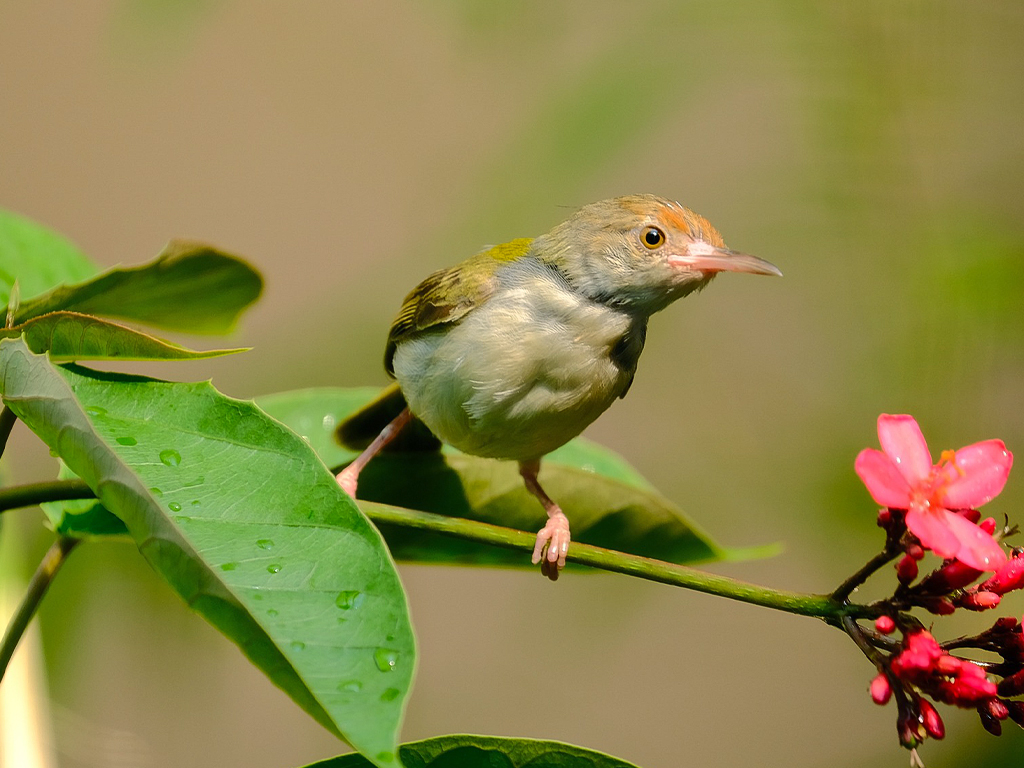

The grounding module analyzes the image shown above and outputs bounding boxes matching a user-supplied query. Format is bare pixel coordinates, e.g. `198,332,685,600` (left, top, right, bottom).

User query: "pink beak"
668,241,782,277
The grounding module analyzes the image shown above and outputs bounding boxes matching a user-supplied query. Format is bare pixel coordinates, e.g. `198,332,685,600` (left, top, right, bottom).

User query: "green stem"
0,480,93,515
0,480,876,624
366,502,873,621
0,536,79,685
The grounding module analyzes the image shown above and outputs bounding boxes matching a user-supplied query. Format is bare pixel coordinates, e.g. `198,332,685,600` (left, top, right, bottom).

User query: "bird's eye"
641,226,665,249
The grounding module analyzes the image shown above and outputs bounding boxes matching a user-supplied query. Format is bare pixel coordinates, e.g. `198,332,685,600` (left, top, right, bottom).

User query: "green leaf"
0,340,413,768
257,387,730,567
1,311,248,361
14,239,263,334
0,208,98,306
302,735,643,768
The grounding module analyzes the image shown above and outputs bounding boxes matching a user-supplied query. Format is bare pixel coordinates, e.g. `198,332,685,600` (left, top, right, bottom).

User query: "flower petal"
877,414,932,485
942,510,1007,571
855,448,913,507
905,505,960,559
938,440,1014,509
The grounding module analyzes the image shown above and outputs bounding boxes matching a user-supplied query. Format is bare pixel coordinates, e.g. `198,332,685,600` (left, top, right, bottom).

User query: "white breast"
392,259,634,460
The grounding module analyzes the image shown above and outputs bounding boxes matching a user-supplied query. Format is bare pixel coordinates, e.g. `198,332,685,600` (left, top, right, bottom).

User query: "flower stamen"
939,449,966,478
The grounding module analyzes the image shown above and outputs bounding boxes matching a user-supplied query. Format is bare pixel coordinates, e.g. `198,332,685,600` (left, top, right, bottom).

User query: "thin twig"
842,613,887,666
831,546,902,602
0,536,80,685
0,480,93,515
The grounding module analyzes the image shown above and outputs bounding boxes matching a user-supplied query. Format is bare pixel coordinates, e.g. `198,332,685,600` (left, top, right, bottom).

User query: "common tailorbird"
336,194,781,578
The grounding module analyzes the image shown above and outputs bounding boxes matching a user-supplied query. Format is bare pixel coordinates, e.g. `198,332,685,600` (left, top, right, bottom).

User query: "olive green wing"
383,238,533,375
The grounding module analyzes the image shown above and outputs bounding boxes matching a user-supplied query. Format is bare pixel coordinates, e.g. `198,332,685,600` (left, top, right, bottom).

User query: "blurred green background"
1,1,1023,766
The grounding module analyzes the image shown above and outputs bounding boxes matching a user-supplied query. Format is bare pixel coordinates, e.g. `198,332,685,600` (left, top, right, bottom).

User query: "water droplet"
290,640,305,651
168,502,182,512
149,487,163,497
380,687,400,702
159,449,181,467
373,648,399,672
338,680,362,692
267,563,282,574
116,436,137,446
256,539,274,550
252,592,263,601
266,608,278,616
335,590,364,610
48,448,60,458
220,562,238,571
85,406,107,417
385,634,394,642
376,752,395,763
337,617,347,624
183,476,205,488
190,499,201,507
322,414,336,430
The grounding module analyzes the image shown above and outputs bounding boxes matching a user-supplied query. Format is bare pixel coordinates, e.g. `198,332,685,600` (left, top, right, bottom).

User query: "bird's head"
532,194,781,315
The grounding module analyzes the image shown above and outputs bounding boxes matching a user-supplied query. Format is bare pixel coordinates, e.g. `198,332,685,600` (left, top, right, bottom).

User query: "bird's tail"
335,382,441,452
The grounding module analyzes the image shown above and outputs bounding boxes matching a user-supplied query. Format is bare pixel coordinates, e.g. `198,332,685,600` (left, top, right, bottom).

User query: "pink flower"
980,552,1024,595
856,414,1013,571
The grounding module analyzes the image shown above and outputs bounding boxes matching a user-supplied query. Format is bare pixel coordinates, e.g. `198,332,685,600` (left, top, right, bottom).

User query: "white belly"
392,273,634,461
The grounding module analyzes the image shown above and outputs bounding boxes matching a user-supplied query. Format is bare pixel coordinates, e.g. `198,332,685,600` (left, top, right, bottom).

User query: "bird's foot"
336,466,359,498
532,509,570,580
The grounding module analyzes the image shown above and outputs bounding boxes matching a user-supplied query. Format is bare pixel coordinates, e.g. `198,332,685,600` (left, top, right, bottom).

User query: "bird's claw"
532,510,570,580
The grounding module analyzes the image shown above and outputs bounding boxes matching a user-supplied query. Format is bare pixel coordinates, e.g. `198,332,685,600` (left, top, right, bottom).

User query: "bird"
335,194,781,578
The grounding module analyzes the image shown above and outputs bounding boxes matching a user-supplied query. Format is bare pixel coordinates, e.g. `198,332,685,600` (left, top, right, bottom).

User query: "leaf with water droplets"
301,735,643,768
159,449,182,467
0,339,414,768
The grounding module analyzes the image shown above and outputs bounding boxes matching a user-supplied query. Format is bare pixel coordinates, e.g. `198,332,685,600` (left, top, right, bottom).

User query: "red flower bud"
935,655,962,675
919,597,956,615
980,554,1024,596
919,559,984,593
897,555,919,585
979,709,1003,736
951,666,998,703
1006,700,1024,728
994,616,1019,631
897,712,924,748
979,517,997,534
985,698,1010,720
957,591,1002,611
870,673,892,705
919,699,945,739
906,543,925,560
958,509,982,524
874,615,896,634
997,669,1024,697
877,509,893,527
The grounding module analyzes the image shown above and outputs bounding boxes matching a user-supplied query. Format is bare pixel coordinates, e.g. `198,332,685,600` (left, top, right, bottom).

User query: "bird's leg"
336,408,413,497
519,458,570,579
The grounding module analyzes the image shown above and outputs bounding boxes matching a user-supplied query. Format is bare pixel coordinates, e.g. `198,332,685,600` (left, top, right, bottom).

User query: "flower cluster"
849,415,1022,757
